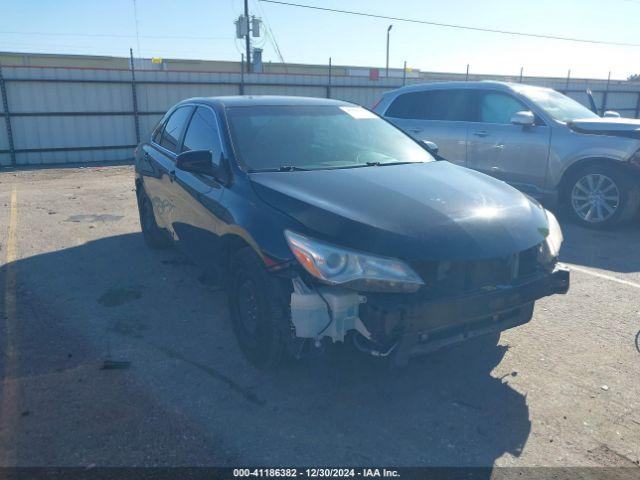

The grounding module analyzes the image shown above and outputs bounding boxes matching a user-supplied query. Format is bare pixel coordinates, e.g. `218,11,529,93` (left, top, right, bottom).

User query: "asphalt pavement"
0,166,639,468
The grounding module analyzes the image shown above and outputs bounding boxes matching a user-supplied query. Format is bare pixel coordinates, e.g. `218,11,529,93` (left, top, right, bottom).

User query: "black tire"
137,186,172,249
564,164,640,229
228,247,291,369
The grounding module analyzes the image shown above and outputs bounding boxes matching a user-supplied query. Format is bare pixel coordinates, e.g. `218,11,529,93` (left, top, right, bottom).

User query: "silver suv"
374,81,640,228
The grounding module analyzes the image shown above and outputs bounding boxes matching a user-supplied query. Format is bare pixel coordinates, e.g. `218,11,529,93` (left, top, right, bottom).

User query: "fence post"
635,92,640,119
240,54,245,95
402,60,407,86
129,49,140,145
327,57,332,99
0,63,16,167
601,71,611,115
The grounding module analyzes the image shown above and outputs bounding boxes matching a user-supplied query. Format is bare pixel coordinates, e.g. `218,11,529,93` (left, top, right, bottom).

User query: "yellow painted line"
1,186,18,453
567,263,640,290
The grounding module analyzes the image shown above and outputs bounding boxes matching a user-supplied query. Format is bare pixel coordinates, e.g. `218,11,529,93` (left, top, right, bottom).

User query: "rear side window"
159,106,193,153
385,89,471,121
181,107,222,164
477,92,527,124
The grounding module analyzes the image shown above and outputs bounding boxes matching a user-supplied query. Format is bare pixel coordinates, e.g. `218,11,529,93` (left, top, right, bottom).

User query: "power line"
0,40,238,58
255,0,286,65
260,0,640,47
0,30,230,40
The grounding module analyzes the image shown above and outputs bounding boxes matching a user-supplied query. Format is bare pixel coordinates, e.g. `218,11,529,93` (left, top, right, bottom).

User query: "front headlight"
284,230,424,292
544,209,563,257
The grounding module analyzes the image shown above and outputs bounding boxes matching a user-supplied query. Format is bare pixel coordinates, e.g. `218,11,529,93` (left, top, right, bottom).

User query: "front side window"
151,118,166,143
519,86,599,122
478,92,527,124
385,90,471,121
181,107,222,164
226,105,433,172
159,106,193,153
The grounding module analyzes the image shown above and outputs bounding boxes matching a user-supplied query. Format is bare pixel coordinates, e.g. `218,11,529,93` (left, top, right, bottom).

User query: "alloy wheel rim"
571,174,620,223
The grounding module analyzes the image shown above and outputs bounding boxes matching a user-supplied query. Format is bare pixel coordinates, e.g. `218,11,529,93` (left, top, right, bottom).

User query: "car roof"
385,80,549,95
178,95,354,108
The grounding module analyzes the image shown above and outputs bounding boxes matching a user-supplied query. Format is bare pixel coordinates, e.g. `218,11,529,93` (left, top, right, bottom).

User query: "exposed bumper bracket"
392,265,570,366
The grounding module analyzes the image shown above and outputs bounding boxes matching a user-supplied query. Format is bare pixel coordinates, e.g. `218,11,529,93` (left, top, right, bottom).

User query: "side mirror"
603,110,621,118
176,149,217,176
421,140,439,157
511,111,535,126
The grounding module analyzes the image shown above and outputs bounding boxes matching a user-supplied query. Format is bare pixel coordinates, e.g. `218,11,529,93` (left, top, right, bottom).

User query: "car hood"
249,162,550,261
568,117,640,139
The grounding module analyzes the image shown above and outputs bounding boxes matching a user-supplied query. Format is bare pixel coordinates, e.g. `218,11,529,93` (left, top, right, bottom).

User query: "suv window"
385,89,471,121
159,106,192,153
477,92,527,124
181,107,222,164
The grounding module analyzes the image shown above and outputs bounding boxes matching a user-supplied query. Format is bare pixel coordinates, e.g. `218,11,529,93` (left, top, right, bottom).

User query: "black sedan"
134,96,569,368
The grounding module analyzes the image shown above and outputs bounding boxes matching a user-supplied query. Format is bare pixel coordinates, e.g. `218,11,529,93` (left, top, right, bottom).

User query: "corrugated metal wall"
1,64,639,167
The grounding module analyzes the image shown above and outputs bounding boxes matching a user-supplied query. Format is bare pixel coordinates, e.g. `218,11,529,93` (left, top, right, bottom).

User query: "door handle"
473,131,488,137
169,170,176,182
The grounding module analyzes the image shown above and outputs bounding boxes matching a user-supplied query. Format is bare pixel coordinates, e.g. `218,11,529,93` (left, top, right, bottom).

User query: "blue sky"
1,0,639,79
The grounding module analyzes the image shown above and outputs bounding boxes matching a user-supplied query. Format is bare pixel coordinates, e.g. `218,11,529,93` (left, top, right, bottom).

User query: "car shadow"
265,338,530,467
0,233,531,468
559,220,640,273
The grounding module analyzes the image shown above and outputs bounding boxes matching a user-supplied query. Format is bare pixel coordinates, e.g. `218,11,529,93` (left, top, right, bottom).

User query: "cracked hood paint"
249,161,550,261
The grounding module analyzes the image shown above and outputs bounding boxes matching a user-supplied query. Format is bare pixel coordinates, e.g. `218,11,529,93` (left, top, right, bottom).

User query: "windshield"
520,86,599,122
226,105,433,172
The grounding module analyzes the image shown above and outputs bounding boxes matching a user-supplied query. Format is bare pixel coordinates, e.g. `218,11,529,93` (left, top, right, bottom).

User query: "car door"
143,105,194,232
466,90,551,196
171,105,226,269
383,89,472,166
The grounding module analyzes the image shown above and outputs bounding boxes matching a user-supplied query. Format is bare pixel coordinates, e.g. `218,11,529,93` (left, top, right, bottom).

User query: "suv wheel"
137,187,172,249
566,165,639,229
228,247,290,369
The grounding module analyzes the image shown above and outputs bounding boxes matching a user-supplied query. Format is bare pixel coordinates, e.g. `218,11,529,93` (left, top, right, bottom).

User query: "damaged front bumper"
367,264,569,365
290,264,570,364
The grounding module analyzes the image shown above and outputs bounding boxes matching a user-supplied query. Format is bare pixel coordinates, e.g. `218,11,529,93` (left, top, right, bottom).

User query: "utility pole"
386,24,393,77
244,0,251,73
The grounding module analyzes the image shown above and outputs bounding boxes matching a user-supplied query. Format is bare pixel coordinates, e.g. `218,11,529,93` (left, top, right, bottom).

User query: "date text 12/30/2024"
233,469,400,478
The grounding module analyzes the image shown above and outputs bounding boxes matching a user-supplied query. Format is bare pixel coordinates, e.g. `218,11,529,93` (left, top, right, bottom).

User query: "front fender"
547,128,640,188
218,178,304,267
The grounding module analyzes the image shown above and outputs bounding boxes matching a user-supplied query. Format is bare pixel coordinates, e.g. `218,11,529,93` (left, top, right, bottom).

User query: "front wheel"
565,165,639,229
228,247,290,369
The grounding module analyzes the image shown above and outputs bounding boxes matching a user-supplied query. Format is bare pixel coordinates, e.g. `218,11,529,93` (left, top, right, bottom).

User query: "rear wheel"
137,186,172,249
565,165,639,229
228,247,290,369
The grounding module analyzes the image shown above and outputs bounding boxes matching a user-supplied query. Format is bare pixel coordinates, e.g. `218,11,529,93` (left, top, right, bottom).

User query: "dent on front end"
275,212,570,365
